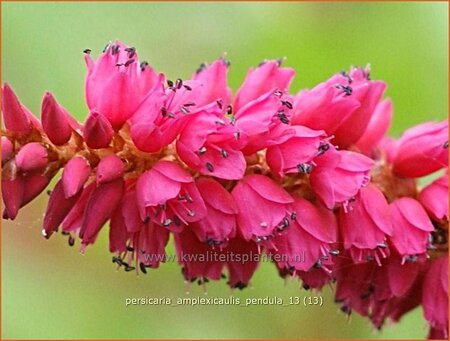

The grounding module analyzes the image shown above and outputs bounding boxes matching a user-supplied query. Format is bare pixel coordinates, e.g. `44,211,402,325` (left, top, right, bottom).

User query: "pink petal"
96,154,124,184
62,156,91,198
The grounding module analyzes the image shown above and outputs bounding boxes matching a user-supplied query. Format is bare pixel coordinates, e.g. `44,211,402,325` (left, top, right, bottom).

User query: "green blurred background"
2,2,448,339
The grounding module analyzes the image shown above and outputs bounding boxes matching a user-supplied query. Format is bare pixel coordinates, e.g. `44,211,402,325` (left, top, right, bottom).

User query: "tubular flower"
2,42,448,337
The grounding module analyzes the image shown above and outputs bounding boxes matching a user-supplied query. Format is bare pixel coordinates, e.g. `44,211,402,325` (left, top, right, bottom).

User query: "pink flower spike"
83,111,114,149
232,174,294,241
2,137,13,164
79,178,124,247
355,99,393,155
419,173,448,223
96,154,124,185
393,120,448,178
234,60,295,112
389,197,434,259
1,83,32,133
62,156,91,198
41,91,79,145
15,142,48,172
43,179,83,239
422,254,448,338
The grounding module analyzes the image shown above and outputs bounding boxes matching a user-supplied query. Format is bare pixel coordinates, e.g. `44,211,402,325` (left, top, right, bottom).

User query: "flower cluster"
2,41,448,337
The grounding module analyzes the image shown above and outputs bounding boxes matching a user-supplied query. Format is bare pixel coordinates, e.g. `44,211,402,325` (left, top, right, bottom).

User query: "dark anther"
126,245,135,252
233,281,247,290
184,102,195,107
258,60,267,67
273,90,282,97
277,111,290,124
183,84,192,91
318,143,330,155
275,58,284,66
206,162,214,172
221,273,227,279
197,146,207,155
142,215,150,224
226,105,233,115
124,59,135,67
313,260,322,269
173,215,182,226
161,107,167,117
281,100,293,109
167,80,174,88
290,212,297,220
180,106,190,115
162,219,172,227
83,49,91,54
405,254,418,263
340,70,353,84
340,305,352,315
111,45,120,55
196,62,207,74
168,112,175,119
61,231,70,236
102,43,110,53
140,61,149,71
329,249,340,256
68,236,75,247
112,256,123,266
216,100,223,109
46,190,52,195
303,284,311,290
139,262,148,274
377,242,387,249
124,47,136,58
336,84,353,96
297,163,313,174
221,57,231,67
277,217,290,231
444,141,449,149
175,78,183,89
233,131,241,140
124,266,136,272
221,149,229,158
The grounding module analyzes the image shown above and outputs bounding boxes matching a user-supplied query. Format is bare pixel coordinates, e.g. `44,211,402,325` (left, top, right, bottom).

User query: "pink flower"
96,154,124,185
338,184,393,264
61,156,91,198
83,111,114,149
79,178,124,248
15,142,48,172
1,137,13,164
191,178,238,245
266,125,326,177
41,92,80,145
2,83,41,133
136,161,206,229
393,120,448,178
191,58,232,108
389,198,434,262
232,174,294,242
176,110,246,180
309,146,374,209
234,59,295,112
422,254,448,339
291,67,386,149
355,99,393,156
129,78,198,154
270,197,337,272
419,172,448,223
84,41,160,129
